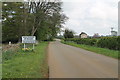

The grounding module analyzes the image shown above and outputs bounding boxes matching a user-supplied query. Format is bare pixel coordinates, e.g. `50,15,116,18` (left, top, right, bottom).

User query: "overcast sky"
62,0,119,36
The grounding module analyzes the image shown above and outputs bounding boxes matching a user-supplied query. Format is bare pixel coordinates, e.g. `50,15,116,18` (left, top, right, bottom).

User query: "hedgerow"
64,36,120,50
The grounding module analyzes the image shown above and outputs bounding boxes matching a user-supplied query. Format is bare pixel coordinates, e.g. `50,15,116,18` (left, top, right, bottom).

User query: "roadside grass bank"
61,41,119,59
2,42,49,78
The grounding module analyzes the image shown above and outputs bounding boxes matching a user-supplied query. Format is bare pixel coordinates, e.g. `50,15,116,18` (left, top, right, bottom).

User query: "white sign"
22,36,36,43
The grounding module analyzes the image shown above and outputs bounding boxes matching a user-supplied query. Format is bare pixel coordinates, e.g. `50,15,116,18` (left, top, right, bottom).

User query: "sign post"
24,43,26,51
33,44,35,50
22,36,36,51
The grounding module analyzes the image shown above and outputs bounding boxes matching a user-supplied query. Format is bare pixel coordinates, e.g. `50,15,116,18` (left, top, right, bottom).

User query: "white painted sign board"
22,36,36,43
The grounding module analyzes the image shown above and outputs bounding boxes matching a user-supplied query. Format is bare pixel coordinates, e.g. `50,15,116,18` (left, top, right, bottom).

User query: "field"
62,41,119,59
2,42,49,78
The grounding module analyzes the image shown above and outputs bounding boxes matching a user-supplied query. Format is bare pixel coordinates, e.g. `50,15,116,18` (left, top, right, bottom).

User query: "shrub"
64,29,74,38
64,37,119,50
97,37,118,50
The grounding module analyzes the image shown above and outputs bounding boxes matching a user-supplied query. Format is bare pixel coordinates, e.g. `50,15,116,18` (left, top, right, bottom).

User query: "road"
48,40,118,78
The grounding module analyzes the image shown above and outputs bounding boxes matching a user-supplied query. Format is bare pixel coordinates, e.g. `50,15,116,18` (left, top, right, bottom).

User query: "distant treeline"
64,36,120,50
2,1,68,43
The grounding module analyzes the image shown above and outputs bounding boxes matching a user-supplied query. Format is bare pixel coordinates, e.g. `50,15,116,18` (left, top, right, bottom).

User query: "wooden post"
24,43,25,51
33,44,34,50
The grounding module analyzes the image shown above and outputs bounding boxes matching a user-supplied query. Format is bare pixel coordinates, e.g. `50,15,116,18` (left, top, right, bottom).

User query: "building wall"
81,34,87,38
111,31,117,36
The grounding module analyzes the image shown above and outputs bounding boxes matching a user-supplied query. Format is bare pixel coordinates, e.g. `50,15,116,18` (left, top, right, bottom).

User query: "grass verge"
61,41,119,59
2,42,49,78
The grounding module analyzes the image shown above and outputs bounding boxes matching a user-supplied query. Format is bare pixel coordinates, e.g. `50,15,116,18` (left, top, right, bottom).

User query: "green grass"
2,42,49,78
61,41,119,59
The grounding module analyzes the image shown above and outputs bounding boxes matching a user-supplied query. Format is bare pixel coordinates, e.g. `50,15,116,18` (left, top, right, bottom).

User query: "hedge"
64,36,120,50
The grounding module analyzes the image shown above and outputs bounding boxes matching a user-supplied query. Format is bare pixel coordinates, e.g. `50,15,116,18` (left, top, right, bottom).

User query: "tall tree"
64,29,74,39
2,2,24,42
2,1,68,42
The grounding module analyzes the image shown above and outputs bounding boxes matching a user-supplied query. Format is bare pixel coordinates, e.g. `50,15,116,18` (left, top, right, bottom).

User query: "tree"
64,29,74,39
2,2,24,42
2,1,68,43
30,1,68,40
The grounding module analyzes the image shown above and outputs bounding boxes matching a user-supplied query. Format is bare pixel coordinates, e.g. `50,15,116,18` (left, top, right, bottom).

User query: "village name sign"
22,36,36,50
22,36,36,43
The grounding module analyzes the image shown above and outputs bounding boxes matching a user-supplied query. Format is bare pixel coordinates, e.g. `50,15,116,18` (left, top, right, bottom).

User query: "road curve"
48,40,118,78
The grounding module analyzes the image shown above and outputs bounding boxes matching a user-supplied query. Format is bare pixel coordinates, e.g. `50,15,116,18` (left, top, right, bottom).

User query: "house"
79,32,88,38
93,33,100,38
111,31,117,36
111,27,117,36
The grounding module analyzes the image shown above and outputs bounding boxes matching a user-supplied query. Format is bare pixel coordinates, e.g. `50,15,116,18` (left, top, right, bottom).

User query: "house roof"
80,32,87,35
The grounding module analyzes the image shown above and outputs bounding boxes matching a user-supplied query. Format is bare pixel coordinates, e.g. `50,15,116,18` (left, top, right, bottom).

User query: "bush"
64,29,74,38
97,37,118,50
64,38,97,46
64,37,119,50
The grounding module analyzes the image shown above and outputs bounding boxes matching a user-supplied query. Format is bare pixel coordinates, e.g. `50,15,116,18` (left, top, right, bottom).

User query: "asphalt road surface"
48,40,118,78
